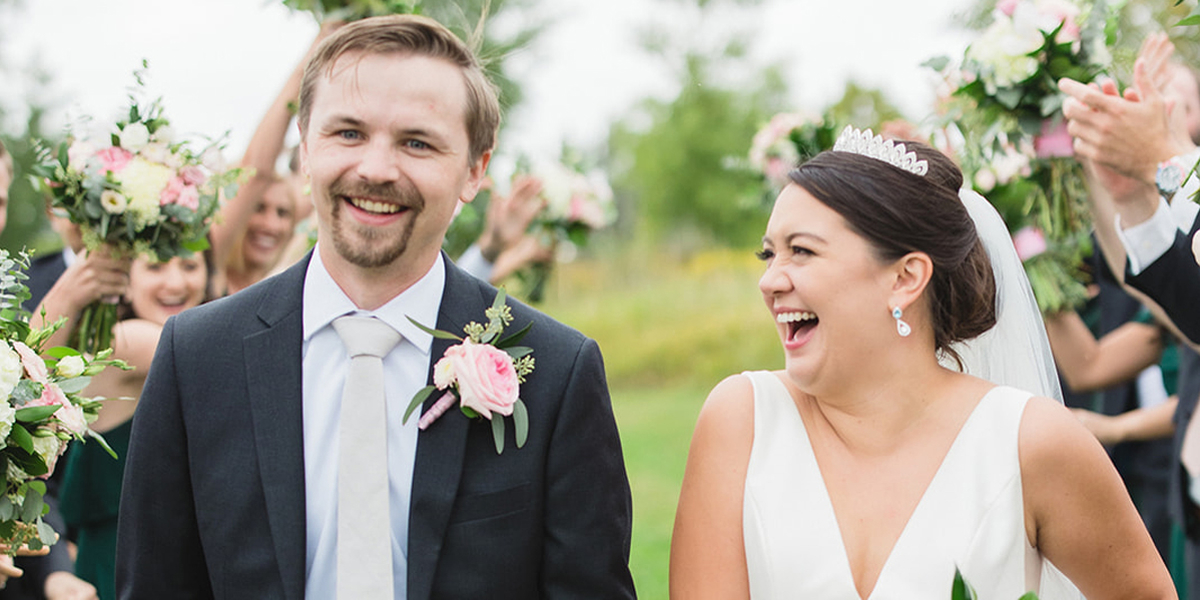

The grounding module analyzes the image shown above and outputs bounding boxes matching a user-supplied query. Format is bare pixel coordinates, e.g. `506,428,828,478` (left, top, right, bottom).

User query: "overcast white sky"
0,0,973,171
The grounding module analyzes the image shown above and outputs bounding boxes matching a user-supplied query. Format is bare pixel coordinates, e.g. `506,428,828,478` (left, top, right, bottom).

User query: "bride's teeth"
776,311,816,324
349,198,401,214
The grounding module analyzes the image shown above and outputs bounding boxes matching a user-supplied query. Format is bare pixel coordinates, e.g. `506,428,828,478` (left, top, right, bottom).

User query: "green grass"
530,246,784,599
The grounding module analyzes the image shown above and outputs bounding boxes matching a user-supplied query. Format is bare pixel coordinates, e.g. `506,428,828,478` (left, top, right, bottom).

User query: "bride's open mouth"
777,310,818,345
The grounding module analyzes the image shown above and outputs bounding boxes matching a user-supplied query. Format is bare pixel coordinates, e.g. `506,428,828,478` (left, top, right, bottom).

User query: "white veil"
944,189,1064,403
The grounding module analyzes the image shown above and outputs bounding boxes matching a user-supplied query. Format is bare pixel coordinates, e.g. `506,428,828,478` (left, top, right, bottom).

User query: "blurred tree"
607,0,790,249
825,80,906,132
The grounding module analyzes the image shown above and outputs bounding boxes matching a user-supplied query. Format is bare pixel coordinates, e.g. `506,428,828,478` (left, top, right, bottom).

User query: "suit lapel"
407,256,487,600
244,255,310,600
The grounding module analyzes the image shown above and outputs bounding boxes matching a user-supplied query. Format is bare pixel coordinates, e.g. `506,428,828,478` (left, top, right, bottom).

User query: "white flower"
0,401,15,449
120,122,151,151
974,168,998,192
139,142,169,165
152,125,175,144
100,190,128,214
67,140,97,174
56,355,86,379
0,341,21,400
201,147,227,172
31,434,61,467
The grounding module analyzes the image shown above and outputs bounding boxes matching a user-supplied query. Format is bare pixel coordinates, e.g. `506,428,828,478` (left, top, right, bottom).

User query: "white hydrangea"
119,156,171,228
0,341,21,400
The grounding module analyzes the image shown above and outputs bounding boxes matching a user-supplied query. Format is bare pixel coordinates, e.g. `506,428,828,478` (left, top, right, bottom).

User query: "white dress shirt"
301,248,444,600
1117,148,1200,274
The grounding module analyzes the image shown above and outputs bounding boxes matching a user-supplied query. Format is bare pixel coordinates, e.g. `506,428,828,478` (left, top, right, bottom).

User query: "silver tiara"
831,125,928,177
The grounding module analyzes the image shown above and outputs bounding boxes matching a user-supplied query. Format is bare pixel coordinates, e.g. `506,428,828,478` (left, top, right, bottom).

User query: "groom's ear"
888,251,933,308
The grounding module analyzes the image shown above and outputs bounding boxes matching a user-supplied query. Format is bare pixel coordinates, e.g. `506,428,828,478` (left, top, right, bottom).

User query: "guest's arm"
32,249,130,349
1043,310,1164,392
669,375,753,600
1073,396,1177,446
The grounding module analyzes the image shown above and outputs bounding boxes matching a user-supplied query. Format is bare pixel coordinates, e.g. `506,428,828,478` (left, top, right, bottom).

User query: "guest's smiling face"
128,255,208,326
300,51,488,274
242,180,296,271
758,184,898,391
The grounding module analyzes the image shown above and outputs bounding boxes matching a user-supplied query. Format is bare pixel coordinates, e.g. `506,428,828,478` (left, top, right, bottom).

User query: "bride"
669,128,1175,599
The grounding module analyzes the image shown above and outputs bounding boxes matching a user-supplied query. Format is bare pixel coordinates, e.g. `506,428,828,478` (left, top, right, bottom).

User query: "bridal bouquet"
403,289,534,454
282,0,420,21
0,250,127,553
748,111,839,194
928,0,1122,313
32,73,239,353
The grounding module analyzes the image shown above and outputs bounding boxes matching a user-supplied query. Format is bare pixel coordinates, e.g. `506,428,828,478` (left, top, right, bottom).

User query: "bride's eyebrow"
784,232,826,245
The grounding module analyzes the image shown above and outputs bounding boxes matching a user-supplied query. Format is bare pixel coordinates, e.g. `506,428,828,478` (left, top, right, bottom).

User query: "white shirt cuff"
455,244,495,283
1116,199,1177,276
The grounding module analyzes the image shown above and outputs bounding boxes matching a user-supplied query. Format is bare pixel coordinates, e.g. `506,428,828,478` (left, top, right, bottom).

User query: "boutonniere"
403,289,535,454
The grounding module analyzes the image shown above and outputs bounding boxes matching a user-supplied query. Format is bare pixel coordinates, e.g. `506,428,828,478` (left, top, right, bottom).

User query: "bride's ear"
888,251,933,309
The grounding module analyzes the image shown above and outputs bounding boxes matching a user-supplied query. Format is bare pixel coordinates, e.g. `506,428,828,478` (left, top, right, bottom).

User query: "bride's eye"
755,249,774,261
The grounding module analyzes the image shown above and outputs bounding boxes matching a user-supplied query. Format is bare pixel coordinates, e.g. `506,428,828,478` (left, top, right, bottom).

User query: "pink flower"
176,185,200,210
26,381,87,436
435,339,519,419
13,342,48,385
1034,120,1074,158
96,146,133,174
160,177,200,210
1012,226,1048,261
997,0,1019,16
179,166,206,186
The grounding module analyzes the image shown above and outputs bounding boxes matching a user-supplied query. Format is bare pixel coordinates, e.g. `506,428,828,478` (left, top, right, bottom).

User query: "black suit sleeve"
115,317,213,599
541,338,637,599
1126,227,1200,345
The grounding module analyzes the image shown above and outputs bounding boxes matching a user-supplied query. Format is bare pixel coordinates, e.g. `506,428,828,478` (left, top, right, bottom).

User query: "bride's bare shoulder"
690,372,762,453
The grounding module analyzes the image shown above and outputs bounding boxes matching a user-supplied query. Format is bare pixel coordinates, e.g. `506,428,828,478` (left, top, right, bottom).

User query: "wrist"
477,233,502,263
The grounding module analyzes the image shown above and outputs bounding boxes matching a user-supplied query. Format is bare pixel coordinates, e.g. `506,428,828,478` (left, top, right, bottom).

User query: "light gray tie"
332,315,402,599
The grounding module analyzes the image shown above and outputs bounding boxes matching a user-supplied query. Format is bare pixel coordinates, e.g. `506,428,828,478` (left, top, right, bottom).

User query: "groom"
116,15,635,600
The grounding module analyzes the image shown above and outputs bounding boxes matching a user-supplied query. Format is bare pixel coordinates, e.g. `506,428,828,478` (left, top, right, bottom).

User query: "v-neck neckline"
775,375,1001,600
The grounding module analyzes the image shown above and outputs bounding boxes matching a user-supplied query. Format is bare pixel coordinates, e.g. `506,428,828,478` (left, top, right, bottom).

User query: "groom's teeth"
349,198,401,214
776,311,816,324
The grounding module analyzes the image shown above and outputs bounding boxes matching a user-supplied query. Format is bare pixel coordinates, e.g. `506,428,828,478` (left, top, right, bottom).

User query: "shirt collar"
302,247,445,356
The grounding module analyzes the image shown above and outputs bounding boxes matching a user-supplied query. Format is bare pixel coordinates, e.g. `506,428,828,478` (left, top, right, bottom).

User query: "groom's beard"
327,177,425,269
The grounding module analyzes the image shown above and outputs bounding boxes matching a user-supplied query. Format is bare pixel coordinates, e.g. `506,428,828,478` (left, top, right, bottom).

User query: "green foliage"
826,81,906,131
609,55,786,247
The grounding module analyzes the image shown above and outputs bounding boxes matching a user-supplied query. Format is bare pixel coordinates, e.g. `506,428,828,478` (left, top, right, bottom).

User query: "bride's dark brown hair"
787,141,996,366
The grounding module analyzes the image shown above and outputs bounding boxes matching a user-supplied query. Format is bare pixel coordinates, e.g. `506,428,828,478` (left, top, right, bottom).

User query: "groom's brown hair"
296,14,500,163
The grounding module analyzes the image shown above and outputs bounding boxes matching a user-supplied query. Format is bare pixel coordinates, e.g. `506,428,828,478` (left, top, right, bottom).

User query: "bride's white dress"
741,370,1084,599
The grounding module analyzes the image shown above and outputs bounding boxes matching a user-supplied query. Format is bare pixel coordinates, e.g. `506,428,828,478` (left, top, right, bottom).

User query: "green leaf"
20,486,44,522
16,405,61,423
495,321,533,348
1179,13,1200,27
55,376,92,395
921,55,950,72
406,316,462,341
37,519,58,546
514,400,528,448
1017,594,1040,600
951,567,976,600
492,287,508,313
11,380,44,406
404,385,437,424
44,347,81,359
461,406,480,419
0,496,14,521
491,413,505,454
504,346,533,360
26,480,46,497
10,424,34,453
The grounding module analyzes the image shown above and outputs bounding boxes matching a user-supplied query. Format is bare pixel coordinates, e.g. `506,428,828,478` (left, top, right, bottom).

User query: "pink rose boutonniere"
403,289,535,454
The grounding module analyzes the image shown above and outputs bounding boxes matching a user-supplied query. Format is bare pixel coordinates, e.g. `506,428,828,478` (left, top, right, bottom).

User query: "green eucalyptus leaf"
491,413,505,454
0,496,14,521
404,385,437,424
20,487,44,522
37,519,58,546
491,287,508,313
406,316,462,341
11,380,44,406
514,400,528,448
504,346,533,360
55,376,92,395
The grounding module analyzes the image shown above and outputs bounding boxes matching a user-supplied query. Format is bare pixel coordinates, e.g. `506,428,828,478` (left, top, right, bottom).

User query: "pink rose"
13,342,48,385
179,166,206,186
53,400,89,436
997,0,1019,16
1034,120,1074,158
441,339,519,419
96,146,133,174
176,185,200,210
1012,226,1048,261
160,176,186,206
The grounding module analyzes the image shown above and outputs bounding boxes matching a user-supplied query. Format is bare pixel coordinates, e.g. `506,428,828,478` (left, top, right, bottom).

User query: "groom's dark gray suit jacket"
115,252,636,599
